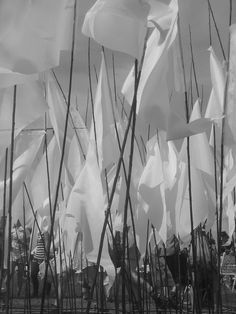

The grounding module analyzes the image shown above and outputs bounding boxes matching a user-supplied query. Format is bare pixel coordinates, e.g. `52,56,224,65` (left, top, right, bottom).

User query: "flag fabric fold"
122,5,178,134
227,24,236,143
64,141,107,260
0,131,44,212
0,81,48,157
30,136,61,217
90,53,120,170
179,100,214,176
138,136,165,239
82,0,150,60
0,0,73,74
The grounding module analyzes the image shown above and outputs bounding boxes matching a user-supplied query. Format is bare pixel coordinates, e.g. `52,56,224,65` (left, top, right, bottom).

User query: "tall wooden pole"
40,0,77,312
6,86,17,314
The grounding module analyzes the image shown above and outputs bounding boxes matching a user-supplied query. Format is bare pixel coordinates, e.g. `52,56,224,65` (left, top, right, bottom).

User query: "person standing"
31,231,51,297
10,224,30,297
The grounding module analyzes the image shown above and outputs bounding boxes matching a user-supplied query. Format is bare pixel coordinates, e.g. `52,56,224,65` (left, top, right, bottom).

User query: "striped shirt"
34,232,49,262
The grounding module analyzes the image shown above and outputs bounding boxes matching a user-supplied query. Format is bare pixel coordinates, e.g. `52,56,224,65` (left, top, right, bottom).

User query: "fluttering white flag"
227,24,236,143
205,47,225,120
0,81,48,157
179,100,214,176
67,134,84,184
172,101,215,238
221,194,235,239
137,132,178,244
205,47,235,148
0,0,74,74
90,53,120,170
138,136,166,237
174,164,210,241
122,6,178,134
167,107,211,141
0,131,44,212
82,0,149,60
46,72,73,155
30,136,61,217
46,71,84,190
64,140,107,260
148,0,178,29
0,68,38,88
139,136,164,196
158,131,177,190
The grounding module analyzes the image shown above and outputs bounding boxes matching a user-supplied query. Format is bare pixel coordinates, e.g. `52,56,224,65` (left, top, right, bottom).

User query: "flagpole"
217,2,232,313
178,17,201,313
43,114,60,311
103,47,144,278
189,27,200,100
23,182,57,294
112,53,118,106
22,187,31,312
85,63,141,314
85,89,89,128
120,59,143,313
88,38,99,163
51,70,86,160
207,0,226,61
207,0,212,47
6,85,17,314
40,0,77,312
85,21,149,310
104,48,144,312
0,148,8,301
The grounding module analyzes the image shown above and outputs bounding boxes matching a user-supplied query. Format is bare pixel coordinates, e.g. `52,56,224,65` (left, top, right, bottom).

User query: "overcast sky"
55,0,236,120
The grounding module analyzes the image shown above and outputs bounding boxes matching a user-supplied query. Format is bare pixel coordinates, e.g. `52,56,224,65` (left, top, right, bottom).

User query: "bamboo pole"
88,38,99,163
22,187,31,312
116,92,145,165
23,183,57,292
43,115,60,311
85,30,148,311
85,66,141,314
51,69,86,160
189,27,200,100
207,0,212,47
102,48,143,312
85,88,89,128
178,17,201,313
120,60,142,313
6,86,17,314
40,0,77,312
207,0,227,61
112,53,118,106
0,148,8,296
217,2,232,313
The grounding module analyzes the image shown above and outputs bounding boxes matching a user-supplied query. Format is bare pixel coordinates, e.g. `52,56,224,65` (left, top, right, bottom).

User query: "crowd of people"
0,218,235,311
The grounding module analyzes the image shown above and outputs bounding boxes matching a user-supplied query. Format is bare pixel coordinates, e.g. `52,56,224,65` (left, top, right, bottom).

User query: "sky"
55,0,236,121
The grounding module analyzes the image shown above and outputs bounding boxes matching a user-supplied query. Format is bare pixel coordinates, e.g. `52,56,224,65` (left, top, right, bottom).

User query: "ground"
1,286,236,314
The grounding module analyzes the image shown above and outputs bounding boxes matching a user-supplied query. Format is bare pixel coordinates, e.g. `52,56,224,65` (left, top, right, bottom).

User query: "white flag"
90,53,120,170
64,141,107,260
0,132,44,210
82,0,149,60
0,0,73,74
30,136,61,216
0,81,48,157
122,8,178,133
